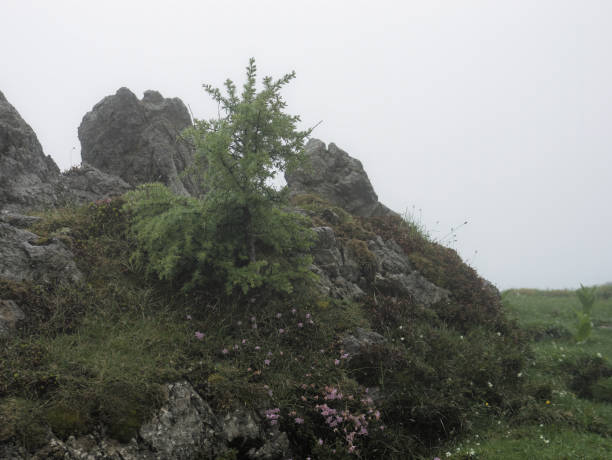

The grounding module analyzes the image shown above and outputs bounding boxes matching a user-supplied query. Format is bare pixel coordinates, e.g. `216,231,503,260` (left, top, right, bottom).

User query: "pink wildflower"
194,331,204,340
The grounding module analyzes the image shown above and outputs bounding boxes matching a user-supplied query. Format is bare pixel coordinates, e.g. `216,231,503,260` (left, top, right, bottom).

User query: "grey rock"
0,90,60,212
59,163,132,205
221,410,260,445
368,236,449,305
342,327,386,359
0,222,82,284
79,88,197,196
139,381,217,459
0,299,25,338
0,211,42,228
286,139,395,217
310,227,364,300
309,226,448,304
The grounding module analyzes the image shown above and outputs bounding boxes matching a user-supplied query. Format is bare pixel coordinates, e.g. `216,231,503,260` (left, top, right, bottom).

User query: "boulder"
286,139,395,217
0,90,60,212
0,222,82,284
79,88,197,196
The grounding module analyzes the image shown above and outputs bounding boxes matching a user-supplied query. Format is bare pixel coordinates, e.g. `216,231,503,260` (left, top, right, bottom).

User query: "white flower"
597,352,602,358
446,452,452,458
487,381,493,388
517,372,523,377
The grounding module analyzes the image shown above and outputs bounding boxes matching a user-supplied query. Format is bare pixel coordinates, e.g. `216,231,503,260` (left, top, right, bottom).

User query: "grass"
1,196,610,458
428,288,612,459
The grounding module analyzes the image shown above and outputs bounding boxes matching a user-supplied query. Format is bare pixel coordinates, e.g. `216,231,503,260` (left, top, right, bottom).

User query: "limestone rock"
220,409,291,460
0,222,82,284
0,211,42,228
0,299,25,338
0,90,60,212
79,88,197,196
286,139,395,217
309,226,448,304
342,327,386,360
59,163,132,205
138,381,217,459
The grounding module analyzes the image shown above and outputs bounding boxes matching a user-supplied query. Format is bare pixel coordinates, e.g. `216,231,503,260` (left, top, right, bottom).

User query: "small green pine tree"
126,59,316,296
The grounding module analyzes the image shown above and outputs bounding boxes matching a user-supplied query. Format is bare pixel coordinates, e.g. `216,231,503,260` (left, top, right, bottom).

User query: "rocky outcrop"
0,220,82,284
0,91,135,212
310,226,449,304
79,88,197,196
5,381,291,460
0,90,60,211
59,163,132,205
138,381,217,459
286,139,395,217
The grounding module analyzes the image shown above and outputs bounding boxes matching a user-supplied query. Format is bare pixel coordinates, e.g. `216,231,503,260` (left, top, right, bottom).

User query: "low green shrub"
562,354,612,399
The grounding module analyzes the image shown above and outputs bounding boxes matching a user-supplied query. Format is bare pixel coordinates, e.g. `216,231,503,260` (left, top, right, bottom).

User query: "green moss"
0,397,48,450
45,402,91,439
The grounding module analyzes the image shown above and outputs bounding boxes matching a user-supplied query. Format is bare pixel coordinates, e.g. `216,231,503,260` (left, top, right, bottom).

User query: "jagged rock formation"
310,226,449,303
0,90,61,211
286,139,395,217
0,91,135,212
79,88,198,196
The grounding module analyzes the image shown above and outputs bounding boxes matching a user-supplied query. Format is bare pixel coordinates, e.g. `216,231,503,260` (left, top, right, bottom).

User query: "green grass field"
430,288,612,460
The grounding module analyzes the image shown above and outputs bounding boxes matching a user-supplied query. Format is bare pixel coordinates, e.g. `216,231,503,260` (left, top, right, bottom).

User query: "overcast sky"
2,0,610,290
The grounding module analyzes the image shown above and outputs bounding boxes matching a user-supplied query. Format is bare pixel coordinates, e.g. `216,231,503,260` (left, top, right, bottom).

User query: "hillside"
3,87,607,459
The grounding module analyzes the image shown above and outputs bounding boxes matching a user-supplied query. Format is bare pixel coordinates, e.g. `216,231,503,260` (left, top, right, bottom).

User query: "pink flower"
318,439,323,445
222,348,229,355
305,313,311,319
291,308,297,314
295,417,304,424
264,359,271,365
276,313,282,318
278,328,284,334
242,339,247,344
334,359,340,365
298,322,304,328
194,331,204,340
186,314,192,320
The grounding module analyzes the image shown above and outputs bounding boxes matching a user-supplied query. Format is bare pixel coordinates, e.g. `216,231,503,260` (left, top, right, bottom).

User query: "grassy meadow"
430,287,612,459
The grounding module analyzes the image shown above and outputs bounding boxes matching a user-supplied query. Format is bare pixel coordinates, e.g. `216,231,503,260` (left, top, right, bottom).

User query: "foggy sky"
2,0,610,290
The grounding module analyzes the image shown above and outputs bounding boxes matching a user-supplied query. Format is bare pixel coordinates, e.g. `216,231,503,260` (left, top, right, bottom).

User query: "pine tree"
126,59,315,295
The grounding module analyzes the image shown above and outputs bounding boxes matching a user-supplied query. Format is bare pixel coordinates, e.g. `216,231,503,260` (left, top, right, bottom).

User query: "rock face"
0,221,82,284
79,88,197,196
310,226,449,304
0,90,60,211
286,139,395,217
60,163,132,205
